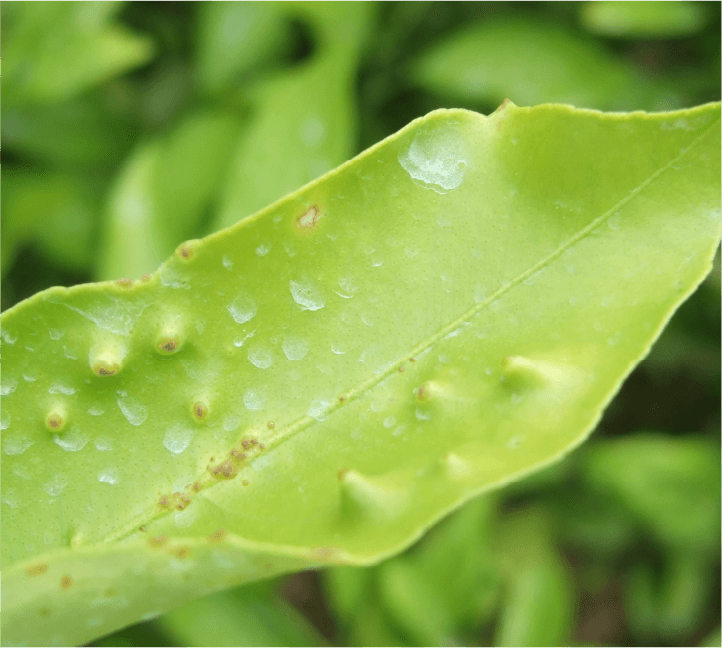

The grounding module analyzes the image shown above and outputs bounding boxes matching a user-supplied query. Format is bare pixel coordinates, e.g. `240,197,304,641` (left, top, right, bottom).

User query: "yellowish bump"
339,469,405,520
175,240,200,260
89,342,126,377
45,407,67,432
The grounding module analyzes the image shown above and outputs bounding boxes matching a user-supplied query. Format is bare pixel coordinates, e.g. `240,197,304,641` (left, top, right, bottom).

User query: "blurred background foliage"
2,2,720,646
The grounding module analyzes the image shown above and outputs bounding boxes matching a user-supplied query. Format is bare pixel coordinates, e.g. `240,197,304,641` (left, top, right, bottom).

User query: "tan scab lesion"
94,364,117,377
159,494,170,508
296,205,322,232
45,411,65,432
158,337,179,354
60,575,73,589
211,460,236,479
115,278,135,289
147,535,168,548
26,563,49,577
208,528,226,543
174,546,191,560
192,401,208,422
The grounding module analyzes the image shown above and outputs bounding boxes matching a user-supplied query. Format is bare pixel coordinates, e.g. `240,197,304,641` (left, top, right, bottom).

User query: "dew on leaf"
48,384,76,395
248,346,273,369
243,389,266,410
289,279,325,311
3,434,33,455
94,437,113,452
53,428,88,452
227,293,257,324
282,337,308,361
98,467,120,484
42,474,68,496
163,426,193,455
223,415,240,432
222,255,233,269
2,378,18,396
116,391,148,426
398,123,467,194
256,243,271,257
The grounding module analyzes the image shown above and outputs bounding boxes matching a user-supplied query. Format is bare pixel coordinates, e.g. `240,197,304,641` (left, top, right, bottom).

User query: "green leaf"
410,16,679,111
1,102,720,646
3,2,154,107
579,1,710,39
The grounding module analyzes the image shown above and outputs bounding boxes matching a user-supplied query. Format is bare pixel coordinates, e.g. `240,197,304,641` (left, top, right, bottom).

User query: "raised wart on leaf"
296,204,322,231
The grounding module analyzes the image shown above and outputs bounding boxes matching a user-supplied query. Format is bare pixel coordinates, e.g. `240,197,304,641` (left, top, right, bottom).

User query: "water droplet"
95,437,113,451
416,408,431,421
12,463,31,479
23,373,38,382
1,410,10,431
1,378,18,396
49,328,65,340
233,330,255,348
3,434,34,455
338,276,358,297
163,425,193,455
398,122,467,194
88,406,104,416
1,329,17,345
116,391,148,426
255,243,271,257
282,337,308,361
222,255,233,269
223,415,240,432
474,285,487,303
307,399,332,421
383,416,396,428
248,346,273,369
371,259,383,267
42,474,68,496
507,435,523,449
228,293,257,324
300,115,325,147
392,425,406,437
53,427,88,452
289,280,325,311
98,467,120,484
331,344,346,355
2,489,20,509
243,389,266,410
49,384,76,395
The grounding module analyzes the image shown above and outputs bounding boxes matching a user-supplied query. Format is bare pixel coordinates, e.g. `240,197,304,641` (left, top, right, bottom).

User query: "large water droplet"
289,280,325,311
1,378,18,396
227,293,257,324
116,391,148,426
49,384,76,395
95,437,113,451
307,399,333,421
3,434,34,455
42,474,68,496
2,489,20,508
98,467,120,484
223,415,240,432
282,337,308,361
1,410,10,431
53,428,88,452
243,389,266,410
398,123,467,194
88,406,104,416
248,346,273,369
255,243,271,257
163,425,193,455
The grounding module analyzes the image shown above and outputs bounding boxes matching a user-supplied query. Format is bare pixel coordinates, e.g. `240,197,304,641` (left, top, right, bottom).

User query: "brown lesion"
26,563,48,577
115,278,135,288
95,364,117,377
192,401,208,421
208,528,226,543
158,337,179,354
46,413,64,430
211,460,236,479
147,535,168,548
337,468,348,482
295,204,322,232
174,546,191,560
39,608,51,618
60,575,73,589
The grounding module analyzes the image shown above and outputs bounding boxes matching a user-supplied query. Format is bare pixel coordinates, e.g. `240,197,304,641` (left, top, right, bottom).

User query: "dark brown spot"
46,413,63,430
26,563,48,577
148,535,168,548
409,357,416,362
192,482,201,492
95,365,116,377
231,449,247,461
193,401,208,421
39,608,50,618
339,396,345,402
212,460,235,479
60,575,73,589
267,421,275,429
241,439,251,449
177,244,194,259
159,495,169,508
139,526,147,532
208,528,226,543
159,338,178,353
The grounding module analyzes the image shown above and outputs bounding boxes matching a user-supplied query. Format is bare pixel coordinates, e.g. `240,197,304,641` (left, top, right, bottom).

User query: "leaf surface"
1,102,720,646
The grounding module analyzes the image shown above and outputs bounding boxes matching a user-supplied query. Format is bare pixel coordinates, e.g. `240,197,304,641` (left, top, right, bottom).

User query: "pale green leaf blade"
1,102,720,646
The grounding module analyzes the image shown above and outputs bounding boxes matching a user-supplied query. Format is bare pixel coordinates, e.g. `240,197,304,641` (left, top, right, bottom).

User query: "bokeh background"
2,2,720,646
